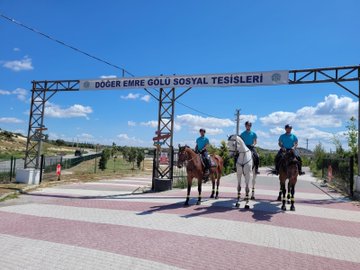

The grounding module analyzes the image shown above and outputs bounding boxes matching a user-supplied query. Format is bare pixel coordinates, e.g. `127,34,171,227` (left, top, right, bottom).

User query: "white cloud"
174,122,182,131
0,90,11,95
13,48,20,52
260,94,357,128
140,120,157,128
256,130,271,138
0,117,24,124
2,56,34,71
100,75,117,79
118,134,130,140
121,93,140,100
116,133,144,146
128,121,136,127
13,88,28,101
140,120,181,131
77,133,94,140
121,93,151,102
45,103,93,118
295,127,335,141
176,114,234,129
191,127,224,135
240,114,258,124
0,88,28,101
269,127,284,135
141,95,151,102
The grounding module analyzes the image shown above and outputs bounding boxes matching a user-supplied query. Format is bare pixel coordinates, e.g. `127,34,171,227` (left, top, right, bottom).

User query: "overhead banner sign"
79,70,288,90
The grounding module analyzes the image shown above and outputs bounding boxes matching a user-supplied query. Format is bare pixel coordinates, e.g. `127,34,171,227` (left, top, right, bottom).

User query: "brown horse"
277,149,298,211
177,145,224,206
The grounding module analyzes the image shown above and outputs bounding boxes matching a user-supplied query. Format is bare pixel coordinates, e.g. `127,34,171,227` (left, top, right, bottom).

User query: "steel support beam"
289,65,360,175
24,80,80,169
153,88,175,185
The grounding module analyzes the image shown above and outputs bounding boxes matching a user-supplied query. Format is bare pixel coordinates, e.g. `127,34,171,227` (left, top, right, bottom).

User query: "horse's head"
283,149,299,174
177,144,190,168
227,134,247,156
227,135,238,157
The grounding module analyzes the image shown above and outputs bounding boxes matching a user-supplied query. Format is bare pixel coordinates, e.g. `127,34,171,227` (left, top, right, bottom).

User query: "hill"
0,129,86,160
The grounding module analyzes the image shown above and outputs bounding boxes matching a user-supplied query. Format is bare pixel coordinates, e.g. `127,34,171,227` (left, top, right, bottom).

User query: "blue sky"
0,0,359,150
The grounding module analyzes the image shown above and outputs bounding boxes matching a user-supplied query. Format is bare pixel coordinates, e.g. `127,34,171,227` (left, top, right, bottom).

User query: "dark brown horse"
277,149,298,211
177,145,224,206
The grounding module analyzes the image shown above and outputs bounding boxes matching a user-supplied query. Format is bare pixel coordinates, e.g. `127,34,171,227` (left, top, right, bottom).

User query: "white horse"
227,134,257,209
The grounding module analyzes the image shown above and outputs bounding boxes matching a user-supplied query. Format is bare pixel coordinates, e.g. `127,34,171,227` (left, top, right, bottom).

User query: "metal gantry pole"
358,67,360,176
153,88,176,191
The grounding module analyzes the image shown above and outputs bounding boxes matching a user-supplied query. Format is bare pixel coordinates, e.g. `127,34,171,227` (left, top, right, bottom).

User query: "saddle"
199,154,217,167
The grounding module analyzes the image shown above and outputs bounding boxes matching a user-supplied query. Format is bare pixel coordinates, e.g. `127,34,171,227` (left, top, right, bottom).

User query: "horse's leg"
287,181,291,204
277,181,282,201
215,171,220,199
210,173,215,198
290,184,296,211
196,177,202,205
184,176,192,206
244,170,250,209
250,167,256,200
281,180,287,211
235,170,241,208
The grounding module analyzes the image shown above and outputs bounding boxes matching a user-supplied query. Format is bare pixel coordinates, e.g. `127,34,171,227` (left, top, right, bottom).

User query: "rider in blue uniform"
195,128,211,176
274,124,305,175
240,121,260,174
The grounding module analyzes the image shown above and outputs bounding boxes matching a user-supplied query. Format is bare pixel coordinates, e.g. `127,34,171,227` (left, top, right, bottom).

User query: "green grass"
0,152,24,160
0,193,19,202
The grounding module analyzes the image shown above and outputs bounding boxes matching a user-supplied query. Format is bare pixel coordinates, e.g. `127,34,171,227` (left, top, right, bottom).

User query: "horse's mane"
228,134,246,144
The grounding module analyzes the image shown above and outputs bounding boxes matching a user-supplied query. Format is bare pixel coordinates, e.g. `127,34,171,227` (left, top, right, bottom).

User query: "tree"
55,139,66,146
345,116,358,158
313,142,326,170
98,148,111,171
218,140,234,175
111,142,117,157
136,150,145,169
331,135,345,157
126,147,137,169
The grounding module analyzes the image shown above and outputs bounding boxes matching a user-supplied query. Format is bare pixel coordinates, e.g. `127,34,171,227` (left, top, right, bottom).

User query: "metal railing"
0,153,101,183
322,156,354,197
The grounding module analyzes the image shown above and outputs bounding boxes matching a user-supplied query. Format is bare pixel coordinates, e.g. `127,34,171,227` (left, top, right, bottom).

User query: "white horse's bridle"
228,136,252,168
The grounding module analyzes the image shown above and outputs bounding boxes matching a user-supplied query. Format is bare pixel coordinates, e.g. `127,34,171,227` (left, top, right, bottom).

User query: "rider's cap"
199,128,206,133
285,124,292,129
245,121,252,126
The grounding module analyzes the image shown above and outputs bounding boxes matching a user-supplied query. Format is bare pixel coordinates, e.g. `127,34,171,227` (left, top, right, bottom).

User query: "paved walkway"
0,170,359,269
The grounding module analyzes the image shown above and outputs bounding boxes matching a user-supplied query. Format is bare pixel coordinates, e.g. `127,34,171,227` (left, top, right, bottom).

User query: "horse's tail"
213,155,224,175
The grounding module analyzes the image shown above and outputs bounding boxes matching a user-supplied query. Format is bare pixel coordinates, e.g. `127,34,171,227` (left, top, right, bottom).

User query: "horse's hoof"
235,202,240,208
184,201,189,206
196,201,201,205
244,204,250,209
277,196,281,201
250,196,255,200
281,205,286,211
215,195,219,200
290,205,295,211
210,194,214,199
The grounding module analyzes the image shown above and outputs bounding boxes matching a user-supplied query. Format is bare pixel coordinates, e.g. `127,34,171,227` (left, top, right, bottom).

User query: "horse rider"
240,121,260,174
274,124,305,175
195,128,211,177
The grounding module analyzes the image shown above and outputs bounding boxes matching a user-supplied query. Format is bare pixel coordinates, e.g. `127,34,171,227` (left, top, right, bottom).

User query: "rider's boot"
203,158,211,182
298,162,305,175
274,163,279,175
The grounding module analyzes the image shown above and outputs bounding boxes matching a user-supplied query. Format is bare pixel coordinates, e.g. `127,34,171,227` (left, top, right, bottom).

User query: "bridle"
228,136,252,168
178,147,198,167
